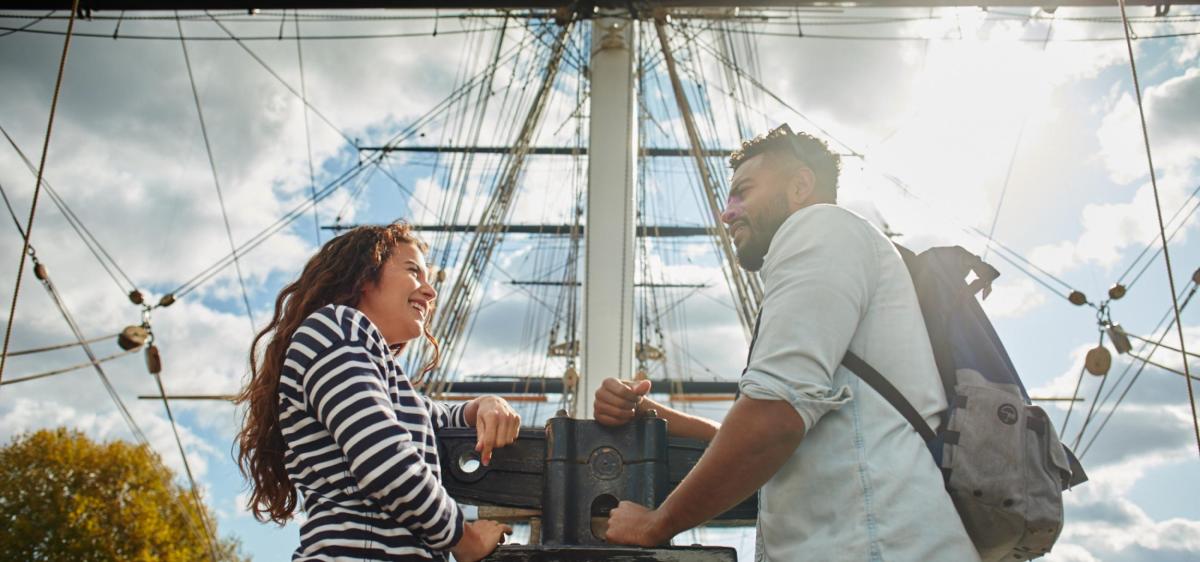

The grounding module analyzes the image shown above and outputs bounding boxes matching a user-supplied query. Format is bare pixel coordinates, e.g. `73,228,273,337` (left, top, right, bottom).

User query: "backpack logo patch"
997,404,1019,425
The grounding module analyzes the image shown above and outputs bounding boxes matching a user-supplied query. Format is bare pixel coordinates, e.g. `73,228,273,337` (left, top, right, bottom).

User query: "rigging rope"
209,10,446,223
436,32,535,275
4,176,217,549
674,15,1164,313
0,180,132,377
0,348,139,386
713,25,1200,43
657,20,761,340
331,163,382,225
162,23,526,301
149,346,220,562
1123,184,1200,290
1124,351,1200,381
4,7,1199,43
1080,281,1199,458
679,24,861,158
163,37,521,303
870,169,1093,307
982,15,1055,262
0,24,502,42
1058,355,1091,437
4,10,1199,25
167,162,369,300
33,258,149,443
111,10,124,38
27,255,216,556
667,15,1173,445
421,23,573,396
435,18,510,274
1085,280,1192,433
206,13,353,146
295,9,321,245
176,12,257,333
0,0,79,386
0,332,119,359
0,127,139,296
1125,332,1200,361
212,9,518,226
1116,183,1200,284
0,10,528,22
0,9,52,38
1072,330,1112,449
1116,0,1200,458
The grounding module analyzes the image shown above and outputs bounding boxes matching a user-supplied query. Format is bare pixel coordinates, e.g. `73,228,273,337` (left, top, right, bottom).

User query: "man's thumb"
632,379,652,396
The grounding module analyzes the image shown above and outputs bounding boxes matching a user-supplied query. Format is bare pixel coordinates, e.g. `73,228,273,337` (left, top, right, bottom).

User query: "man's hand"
467,396,521,465
450,519,513,562
604,501,671,547
594,378,652,427
617,397,805,547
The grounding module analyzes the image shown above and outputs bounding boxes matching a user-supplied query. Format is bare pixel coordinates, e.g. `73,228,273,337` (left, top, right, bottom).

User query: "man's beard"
735,229,770,272
733,194,791,272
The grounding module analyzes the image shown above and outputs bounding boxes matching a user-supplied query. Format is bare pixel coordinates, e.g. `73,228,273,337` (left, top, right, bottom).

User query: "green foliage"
0,427,249,562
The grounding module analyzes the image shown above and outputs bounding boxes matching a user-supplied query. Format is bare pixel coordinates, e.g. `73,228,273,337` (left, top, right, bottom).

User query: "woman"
236,223,519,561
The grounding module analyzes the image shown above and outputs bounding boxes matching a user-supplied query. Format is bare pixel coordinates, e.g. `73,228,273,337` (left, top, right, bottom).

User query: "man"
600,125,978,561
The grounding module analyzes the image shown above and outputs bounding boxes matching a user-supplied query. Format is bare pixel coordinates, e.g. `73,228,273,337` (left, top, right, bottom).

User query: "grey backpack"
842,245,1088,562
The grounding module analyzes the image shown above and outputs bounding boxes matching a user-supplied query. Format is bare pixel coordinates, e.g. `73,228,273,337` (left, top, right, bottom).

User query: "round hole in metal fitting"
591,494,620,540
458,451,481,474
591,493,619,517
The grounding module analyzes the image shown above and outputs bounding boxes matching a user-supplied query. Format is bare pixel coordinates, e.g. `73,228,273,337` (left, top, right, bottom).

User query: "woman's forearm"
464,397,480,427
637,397,720,442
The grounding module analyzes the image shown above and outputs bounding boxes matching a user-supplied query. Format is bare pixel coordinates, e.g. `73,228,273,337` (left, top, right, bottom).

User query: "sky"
1,6,1199,561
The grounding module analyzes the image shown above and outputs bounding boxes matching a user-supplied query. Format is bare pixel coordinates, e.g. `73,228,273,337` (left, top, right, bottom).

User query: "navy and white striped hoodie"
278,304,466,561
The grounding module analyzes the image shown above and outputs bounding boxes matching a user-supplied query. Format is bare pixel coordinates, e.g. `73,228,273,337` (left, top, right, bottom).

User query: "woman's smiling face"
357,242,437,347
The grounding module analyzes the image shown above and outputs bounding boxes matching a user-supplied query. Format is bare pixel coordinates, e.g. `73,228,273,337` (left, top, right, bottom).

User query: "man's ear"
789,165,817,208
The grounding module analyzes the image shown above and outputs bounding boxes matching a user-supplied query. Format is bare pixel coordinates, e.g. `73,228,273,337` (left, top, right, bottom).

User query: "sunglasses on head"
765,123,813,167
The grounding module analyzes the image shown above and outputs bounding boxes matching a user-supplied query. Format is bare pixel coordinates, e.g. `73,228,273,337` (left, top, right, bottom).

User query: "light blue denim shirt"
739,205,979,562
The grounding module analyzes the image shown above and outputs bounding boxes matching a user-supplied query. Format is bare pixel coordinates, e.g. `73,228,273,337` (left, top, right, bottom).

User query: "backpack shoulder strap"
842,351,937,443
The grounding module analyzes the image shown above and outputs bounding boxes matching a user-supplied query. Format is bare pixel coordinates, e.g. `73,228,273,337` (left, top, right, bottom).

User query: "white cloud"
1058,473,1200,560
1045,542,1102,562
1010,78,1200,278
0,396,217,483
1028,240,1080,277
1098,67,1200,184
981,277,1049,319
233,491,254,520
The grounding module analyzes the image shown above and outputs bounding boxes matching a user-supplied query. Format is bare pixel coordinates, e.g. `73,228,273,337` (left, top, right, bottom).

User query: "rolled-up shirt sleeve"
738,208,879,432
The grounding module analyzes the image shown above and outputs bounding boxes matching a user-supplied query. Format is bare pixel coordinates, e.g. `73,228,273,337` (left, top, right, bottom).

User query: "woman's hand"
450,519,512,562
594,378,652,427
466,396,521,465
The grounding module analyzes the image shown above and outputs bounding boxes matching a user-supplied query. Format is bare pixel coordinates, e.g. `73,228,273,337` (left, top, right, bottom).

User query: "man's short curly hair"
729,124,842,201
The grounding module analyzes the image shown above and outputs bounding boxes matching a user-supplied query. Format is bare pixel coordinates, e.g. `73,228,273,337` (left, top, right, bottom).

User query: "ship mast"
580,12,637,418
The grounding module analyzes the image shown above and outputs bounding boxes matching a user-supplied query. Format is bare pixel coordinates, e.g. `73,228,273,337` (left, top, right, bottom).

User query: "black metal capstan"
438,414,753,561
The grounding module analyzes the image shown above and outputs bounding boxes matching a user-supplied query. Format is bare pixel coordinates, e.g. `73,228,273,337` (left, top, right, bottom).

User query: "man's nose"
720,204,740,225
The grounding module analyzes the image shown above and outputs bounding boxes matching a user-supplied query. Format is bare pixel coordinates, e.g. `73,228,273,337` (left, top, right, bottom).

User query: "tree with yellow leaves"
0,427,249,562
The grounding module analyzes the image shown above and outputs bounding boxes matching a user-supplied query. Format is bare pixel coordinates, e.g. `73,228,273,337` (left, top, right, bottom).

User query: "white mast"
581,13,637,418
